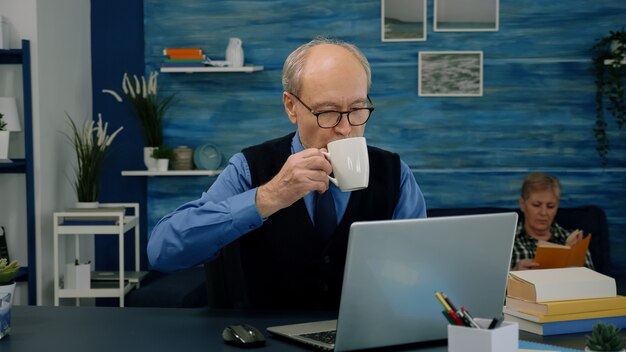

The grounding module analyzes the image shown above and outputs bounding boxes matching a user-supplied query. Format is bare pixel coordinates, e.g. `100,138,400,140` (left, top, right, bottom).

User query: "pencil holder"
448,318,518,352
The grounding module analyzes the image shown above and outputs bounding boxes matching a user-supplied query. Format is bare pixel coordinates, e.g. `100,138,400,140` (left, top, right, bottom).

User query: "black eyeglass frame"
289,93,375,129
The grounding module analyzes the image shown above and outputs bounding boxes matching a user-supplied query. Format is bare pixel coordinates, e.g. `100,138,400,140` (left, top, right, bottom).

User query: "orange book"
533,232,591,269
162,47,203,56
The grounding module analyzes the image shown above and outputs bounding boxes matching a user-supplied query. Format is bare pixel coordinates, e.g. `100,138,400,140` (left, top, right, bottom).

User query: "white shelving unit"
0,40,36,305
121,169,222,177
53,203,147,307
160,65,263,73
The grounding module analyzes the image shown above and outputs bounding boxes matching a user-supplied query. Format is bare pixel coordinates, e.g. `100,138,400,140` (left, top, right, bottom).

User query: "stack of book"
504,267,626,335
162,47,206,68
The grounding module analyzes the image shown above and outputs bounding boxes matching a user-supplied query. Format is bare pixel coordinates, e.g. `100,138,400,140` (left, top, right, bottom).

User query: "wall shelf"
160,65,263,73
0,40,35,305
0,159,26,173
121,170,223,177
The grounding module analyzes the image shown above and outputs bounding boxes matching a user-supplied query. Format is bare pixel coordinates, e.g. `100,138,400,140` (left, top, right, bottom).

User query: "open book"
533,230,591,269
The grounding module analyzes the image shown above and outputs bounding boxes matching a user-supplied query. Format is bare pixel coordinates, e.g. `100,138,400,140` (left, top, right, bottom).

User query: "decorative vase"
75,201,99,209
156,158,169,172
0,131,9,160
172,145,193,170
225,37,244,68
0,281,16,339
144,146,158,171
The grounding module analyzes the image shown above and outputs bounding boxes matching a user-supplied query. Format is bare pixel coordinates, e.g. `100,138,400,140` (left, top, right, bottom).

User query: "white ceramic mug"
324,137,369,192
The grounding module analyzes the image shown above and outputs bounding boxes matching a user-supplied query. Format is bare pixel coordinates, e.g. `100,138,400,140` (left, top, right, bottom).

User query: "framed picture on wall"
381,0,427,42
418,51,483,97
434,0,499,32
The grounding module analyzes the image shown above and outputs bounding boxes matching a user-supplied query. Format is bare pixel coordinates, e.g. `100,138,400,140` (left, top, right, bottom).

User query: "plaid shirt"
510,219,594,270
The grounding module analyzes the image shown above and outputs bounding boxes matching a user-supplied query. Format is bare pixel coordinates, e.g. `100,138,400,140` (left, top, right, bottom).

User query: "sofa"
426,206,613,276
125,266,208,308
126,205,622,308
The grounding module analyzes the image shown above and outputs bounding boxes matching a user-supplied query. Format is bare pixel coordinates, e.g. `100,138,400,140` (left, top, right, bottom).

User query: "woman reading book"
511,172,595,270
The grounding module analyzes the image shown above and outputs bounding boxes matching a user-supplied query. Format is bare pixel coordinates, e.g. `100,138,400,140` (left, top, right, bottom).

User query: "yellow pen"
435,291,465,326
434,291,452,311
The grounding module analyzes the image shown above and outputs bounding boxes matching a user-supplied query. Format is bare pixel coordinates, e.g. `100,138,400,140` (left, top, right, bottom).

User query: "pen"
456,310,471,327
488,316,503,329
441,292,458,312
434,291,452,311
441,310,455,324
448,310,466,326
434,292,465,326
460,307,481,329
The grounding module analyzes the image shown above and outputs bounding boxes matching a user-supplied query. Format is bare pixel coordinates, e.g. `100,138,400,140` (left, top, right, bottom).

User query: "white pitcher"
225,37,244,68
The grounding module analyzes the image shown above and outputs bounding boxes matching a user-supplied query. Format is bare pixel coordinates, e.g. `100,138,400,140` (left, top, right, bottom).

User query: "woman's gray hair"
520,172,561,201
281,37,372,95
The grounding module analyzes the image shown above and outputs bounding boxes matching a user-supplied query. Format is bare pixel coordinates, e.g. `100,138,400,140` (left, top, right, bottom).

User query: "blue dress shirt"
148,131,427,272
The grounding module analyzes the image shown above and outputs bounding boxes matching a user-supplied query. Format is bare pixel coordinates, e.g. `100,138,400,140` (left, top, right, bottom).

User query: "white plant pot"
0,282,16,339
0,131,9,160
144,147,158,171
156,158,169,172
75,201,99,209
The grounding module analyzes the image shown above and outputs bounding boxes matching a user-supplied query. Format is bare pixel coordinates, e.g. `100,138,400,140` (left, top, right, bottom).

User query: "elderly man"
148,37,426,310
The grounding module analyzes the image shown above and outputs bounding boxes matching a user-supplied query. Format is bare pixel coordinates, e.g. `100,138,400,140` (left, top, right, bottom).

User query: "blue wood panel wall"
141,0,626,274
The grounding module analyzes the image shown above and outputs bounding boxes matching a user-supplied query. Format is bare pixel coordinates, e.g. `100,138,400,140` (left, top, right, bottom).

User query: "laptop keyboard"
301,330,337,345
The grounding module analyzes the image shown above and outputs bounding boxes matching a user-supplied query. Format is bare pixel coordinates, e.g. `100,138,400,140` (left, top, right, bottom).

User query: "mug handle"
321,151,339,187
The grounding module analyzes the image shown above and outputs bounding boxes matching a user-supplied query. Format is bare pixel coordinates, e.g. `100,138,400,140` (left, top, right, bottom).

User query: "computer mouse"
222,323,267,347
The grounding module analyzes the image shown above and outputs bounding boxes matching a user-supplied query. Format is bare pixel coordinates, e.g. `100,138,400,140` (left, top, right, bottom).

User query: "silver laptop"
267,213,518,351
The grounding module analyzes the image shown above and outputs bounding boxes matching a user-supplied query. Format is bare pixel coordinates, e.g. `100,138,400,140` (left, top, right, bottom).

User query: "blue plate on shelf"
193,144,223,170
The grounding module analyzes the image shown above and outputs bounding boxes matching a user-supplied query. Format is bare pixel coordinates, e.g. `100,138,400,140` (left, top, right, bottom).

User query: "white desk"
52,203,147,307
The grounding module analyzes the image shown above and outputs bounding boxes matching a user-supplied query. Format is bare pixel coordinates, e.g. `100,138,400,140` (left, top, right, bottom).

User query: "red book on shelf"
162,47,203,56
166,53,206,60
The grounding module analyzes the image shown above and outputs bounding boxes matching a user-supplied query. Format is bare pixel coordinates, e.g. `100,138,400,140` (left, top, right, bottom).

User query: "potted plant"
590,28,626,164
0,112,6,130
66,113,123,207
102,71,174,171
151,144,174,172
0,258,19,286
585,322,626,352
0,258,20,339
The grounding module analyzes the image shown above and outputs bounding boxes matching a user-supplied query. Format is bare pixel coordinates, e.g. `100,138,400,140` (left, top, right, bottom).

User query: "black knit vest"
229,132,400,310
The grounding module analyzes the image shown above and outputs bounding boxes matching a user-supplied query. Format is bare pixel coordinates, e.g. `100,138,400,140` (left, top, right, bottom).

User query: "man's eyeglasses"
290,93,374,129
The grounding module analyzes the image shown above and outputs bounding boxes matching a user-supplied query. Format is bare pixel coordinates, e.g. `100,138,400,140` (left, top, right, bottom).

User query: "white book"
507,267,616,302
